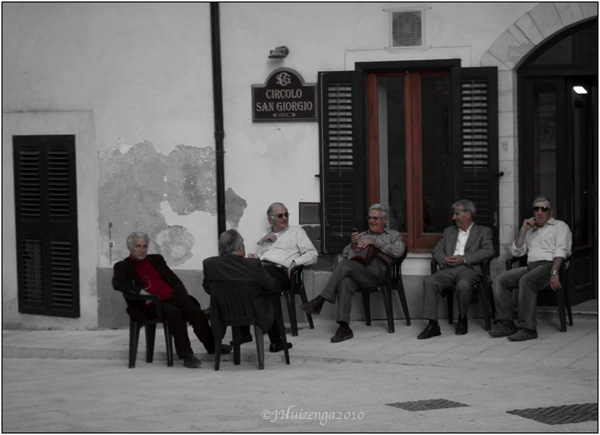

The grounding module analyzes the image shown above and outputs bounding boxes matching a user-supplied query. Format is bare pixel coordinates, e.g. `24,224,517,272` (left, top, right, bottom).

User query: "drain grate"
387,399,469,411
507,403,598,425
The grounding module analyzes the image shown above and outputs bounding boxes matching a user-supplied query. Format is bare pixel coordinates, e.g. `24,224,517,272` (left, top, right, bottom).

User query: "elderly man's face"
129,237,148,261
452,206,473,231
268,205,289,232
533,200,553,227
367,209,388,234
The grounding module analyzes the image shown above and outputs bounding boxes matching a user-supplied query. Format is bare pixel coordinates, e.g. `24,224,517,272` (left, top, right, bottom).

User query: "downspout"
211,2,226,236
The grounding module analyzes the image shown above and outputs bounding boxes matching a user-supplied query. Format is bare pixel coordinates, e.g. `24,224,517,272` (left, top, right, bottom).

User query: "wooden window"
13,135,80,317
319,65,499,254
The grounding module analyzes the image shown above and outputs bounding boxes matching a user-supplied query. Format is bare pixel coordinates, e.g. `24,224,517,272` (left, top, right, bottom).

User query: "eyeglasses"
367,216,383,221
272,212,289,219
533,206,551,212
453,208,466,215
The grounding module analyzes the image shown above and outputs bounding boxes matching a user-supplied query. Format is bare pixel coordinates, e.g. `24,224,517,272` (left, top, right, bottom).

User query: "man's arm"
291,227,318,267
432,228,449,265
148,255,187,292
112,260,142,294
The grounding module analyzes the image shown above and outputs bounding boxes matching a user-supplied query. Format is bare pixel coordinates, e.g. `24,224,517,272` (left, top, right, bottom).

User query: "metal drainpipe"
211,2,226,236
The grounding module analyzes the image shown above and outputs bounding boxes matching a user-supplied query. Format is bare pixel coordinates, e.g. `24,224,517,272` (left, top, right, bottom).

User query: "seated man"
490,196,572,341
203,229,292,353
233,201,317,343
300,204,405,343
112,231,231,369
418,199,494,339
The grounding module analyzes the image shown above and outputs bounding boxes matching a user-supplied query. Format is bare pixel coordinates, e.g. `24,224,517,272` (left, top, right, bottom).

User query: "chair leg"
298,285,314,329
556,287,567,332
145,324,157,363
478,282,492,331
381,286,395,333
487,283,496,322
446,290,454,324
163,322,174,367
277,314,291,365
566,290,573,326
361,292,371,326
129,320,140,369
253,325,265,370
395,281,411,326
286,289,300,337
232,326,242,365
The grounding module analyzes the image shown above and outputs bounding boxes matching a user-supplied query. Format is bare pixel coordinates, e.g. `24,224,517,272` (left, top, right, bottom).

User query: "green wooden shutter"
452,67,500,254
318,71,367,253
13,135,80,317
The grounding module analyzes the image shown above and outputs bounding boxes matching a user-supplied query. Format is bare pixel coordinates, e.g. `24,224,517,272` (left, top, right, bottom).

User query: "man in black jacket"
112,231,231,368
202,229,292,352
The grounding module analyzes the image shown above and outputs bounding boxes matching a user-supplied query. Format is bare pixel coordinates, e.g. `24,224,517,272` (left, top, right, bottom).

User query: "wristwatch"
550,270,558,276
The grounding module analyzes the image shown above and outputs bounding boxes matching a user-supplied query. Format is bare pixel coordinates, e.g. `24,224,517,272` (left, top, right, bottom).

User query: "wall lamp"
269,46,289,59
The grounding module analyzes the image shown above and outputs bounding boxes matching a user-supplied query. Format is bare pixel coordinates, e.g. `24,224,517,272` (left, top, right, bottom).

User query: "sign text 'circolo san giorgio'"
252,68,317,122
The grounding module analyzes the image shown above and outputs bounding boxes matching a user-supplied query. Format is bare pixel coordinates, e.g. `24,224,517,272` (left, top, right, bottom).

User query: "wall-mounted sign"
252,68,317,122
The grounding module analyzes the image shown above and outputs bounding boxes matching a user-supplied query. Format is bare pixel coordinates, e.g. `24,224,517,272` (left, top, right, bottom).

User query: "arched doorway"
518,19,598,304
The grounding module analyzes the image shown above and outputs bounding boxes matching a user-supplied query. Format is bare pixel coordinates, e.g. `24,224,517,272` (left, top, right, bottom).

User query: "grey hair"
219,229,243,256
452,199,476,219
368,203,388,218
267,202,287,217
532,196,553,209
126,231,149,250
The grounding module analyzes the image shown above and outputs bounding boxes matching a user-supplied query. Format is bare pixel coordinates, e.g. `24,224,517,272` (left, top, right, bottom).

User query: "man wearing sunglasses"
237,202,317,344
300,204,405,343
490,196,572,341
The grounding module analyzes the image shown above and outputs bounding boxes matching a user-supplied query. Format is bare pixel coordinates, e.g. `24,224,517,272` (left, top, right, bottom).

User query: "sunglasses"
272,212,289,219
533,206,551,212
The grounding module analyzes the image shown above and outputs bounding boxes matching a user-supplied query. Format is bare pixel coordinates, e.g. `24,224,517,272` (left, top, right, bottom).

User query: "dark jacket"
202,255,279,332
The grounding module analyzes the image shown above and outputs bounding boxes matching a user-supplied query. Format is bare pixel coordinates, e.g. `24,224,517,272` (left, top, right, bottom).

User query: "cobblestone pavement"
2,314,598,432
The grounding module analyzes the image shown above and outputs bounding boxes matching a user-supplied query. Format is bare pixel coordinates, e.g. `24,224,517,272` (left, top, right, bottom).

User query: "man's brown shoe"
489,320,518,338
508,328,538,341
300,299,322,315
330,326,353,343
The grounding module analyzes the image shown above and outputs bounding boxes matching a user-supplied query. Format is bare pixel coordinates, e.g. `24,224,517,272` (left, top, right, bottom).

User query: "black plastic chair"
281,265,314,336
121,292,174,369
430,258,495,331
206,281,290,370
505,256,572,332
357,248,411,333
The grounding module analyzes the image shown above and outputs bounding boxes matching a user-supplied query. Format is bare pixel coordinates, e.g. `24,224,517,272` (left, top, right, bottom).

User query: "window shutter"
13,136,80,317
452,67,500,254
318,71,367,253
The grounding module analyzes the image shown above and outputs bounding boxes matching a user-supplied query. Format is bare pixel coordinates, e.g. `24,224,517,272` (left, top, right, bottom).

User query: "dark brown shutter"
318,71,367,253
13,135,80,317
452,67,500,254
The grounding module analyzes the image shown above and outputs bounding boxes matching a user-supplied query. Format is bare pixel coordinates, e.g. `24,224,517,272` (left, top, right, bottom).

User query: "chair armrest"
430,258,440,274
505,256,526,270
121,291,160,303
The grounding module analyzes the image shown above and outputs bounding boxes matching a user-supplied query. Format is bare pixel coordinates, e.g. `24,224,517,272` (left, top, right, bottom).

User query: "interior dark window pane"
379,76,407,232
421,73,451,233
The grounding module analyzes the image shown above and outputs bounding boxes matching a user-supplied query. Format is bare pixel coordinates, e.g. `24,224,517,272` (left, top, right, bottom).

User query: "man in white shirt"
418,200,495,339
490,196,572,341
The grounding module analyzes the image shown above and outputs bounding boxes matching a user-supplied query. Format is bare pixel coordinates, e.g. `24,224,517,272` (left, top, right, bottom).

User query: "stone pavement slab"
2,314,598,432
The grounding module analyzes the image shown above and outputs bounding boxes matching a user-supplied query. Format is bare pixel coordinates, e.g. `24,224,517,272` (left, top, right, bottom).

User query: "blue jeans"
493,261,552,330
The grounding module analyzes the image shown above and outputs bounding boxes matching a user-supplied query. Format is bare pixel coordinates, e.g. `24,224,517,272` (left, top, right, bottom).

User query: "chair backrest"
206,281,260,326
388,247,408,284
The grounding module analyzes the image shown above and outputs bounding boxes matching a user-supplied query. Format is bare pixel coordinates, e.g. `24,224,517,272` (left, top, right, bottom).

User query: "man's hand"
139,289,153,305
549,275,562,291
444,255,465,267
351,231,361,244
522,217,535,231
356,237,376,249
265,233,277,243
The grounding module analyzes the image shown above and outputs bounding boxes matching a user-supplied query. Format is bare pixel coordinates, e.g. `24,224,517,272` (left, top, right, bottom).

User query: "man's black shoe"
269,342,293,353
417,323,441,340
208,344,233,355
508,328,538,342
229,334,253,346
330,325,353,343
183,354,201,368
300,299,323,315
489,320,518,338
455,317,468,335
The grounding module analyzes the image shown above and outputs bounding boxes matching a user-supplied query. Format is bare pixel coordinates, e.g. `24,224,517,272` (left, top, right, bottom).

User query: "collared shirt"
453,222,474,256
254,225,318,268
511,217,572,262
342,227,405,259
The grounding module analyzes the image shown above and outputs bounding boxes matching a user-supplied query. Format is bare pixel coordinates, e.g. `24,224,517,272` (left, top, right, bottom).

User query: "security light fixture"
573,86,588,94
269,46,289,59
